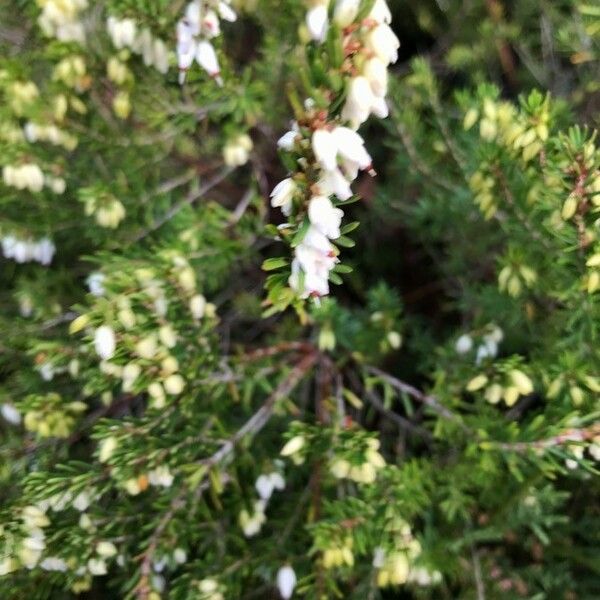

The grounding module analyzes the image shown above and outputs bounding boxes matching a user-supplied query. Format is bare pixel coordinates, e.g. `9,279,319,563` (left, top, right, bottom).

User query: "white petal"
332,127,372,169
306,6,329,42
312,129,338,171
276,565,297,599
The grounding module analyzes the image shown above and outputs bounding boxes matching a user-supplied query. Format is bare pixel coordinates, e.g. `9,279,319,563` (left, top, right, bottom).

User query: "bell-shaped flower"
312,129,338,171
308,195,344,239
369,0,392,24
306,3,329,42
278,126,299,151
276,565,297,599
94,325,116,360
365,23,400,65
218,1,237,22
332,127,372,170
363,57,388,97
341,76,376,128
317,167,353,201
196,40,222,85
334,0,361,28
202,10,221,38
289,257,330,299
270,178,296,215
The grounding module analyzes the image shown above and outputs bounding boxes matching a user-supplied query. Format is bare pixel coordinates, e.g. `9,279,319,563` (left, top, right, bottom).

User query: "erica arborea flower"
276,565,297,599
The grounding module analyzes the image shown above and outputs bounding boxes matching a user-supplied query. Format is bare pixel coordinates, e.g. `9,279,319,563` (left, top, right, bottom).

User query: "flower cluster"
176,0,238,85
223,133,253,167
22,393,87,439
329,436,386,484
269,0,398,302
1,235,56,265
455,325,504,365
197,577,226,600
238,469,286,537
70,254,217,411
2,163,64,195
498,262,537,298
372,516,441,588
322,535,355,569
37,0,87,44
464,93,550,163
467,367,534,407
24,122,78,151
80,188,126,229
547,370,600,406
106,17,169,74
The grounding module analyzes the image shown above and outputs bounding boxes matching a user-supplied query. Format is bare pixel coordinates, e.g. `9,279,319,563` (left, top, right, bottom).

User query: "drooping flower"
94,326,116,360
270,178,297,215
276,565,297,599
306,2,329,42
333,0,360,28
308,196,344,239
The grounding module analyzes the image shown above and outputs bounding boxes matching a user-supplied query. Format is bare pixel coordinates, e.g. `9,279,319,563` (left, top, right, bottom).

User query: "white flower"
341,76,376,128
369,0,392,24
290,226,339,298
255,474,274,500
312,129,338,171
255,472,285,500
476,337,498,365
365,23,400,65
332,127,372,169
73,490,92,512
565,445,584,470
306,4,329,42
96,541,118,558
317,167,353,201
280,435,305,457
88,557,107,576
308,196,344,239
164,374,186,395
269,472,285,491
107,17,137,49
223,134,253,167
40,557,68,572
363,57,388,97
1,403,21,425
152,39,170,74
289,257,330,299
196,40,222,83
218,2,237,22
270,178,296,215
277,128,298,151
33,237,56,265
94,326,116,360
372,547,386,568
87,272,105,296
276,565,297,599
455,334,473,354
334,0,360,27
173,548,187,564
99,436,118,463
239,501,267,537
190,294,207,319
148,466,174,488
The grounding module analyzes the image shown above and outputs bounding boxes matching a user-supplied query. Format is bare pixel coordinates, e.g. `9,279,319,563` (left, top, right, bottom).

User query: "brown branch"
364,365,467,427
488,423,600,453
485,0,517,89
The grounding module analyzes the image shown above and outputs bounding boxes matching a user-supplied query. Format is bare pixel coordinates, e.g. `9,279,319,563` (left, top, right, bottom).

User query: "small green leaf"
262,257,289,271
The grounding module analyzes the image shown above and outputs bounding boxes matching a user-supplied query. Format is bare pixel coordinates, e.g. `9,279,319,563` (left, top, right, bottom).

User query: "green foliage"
0,1,599,600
